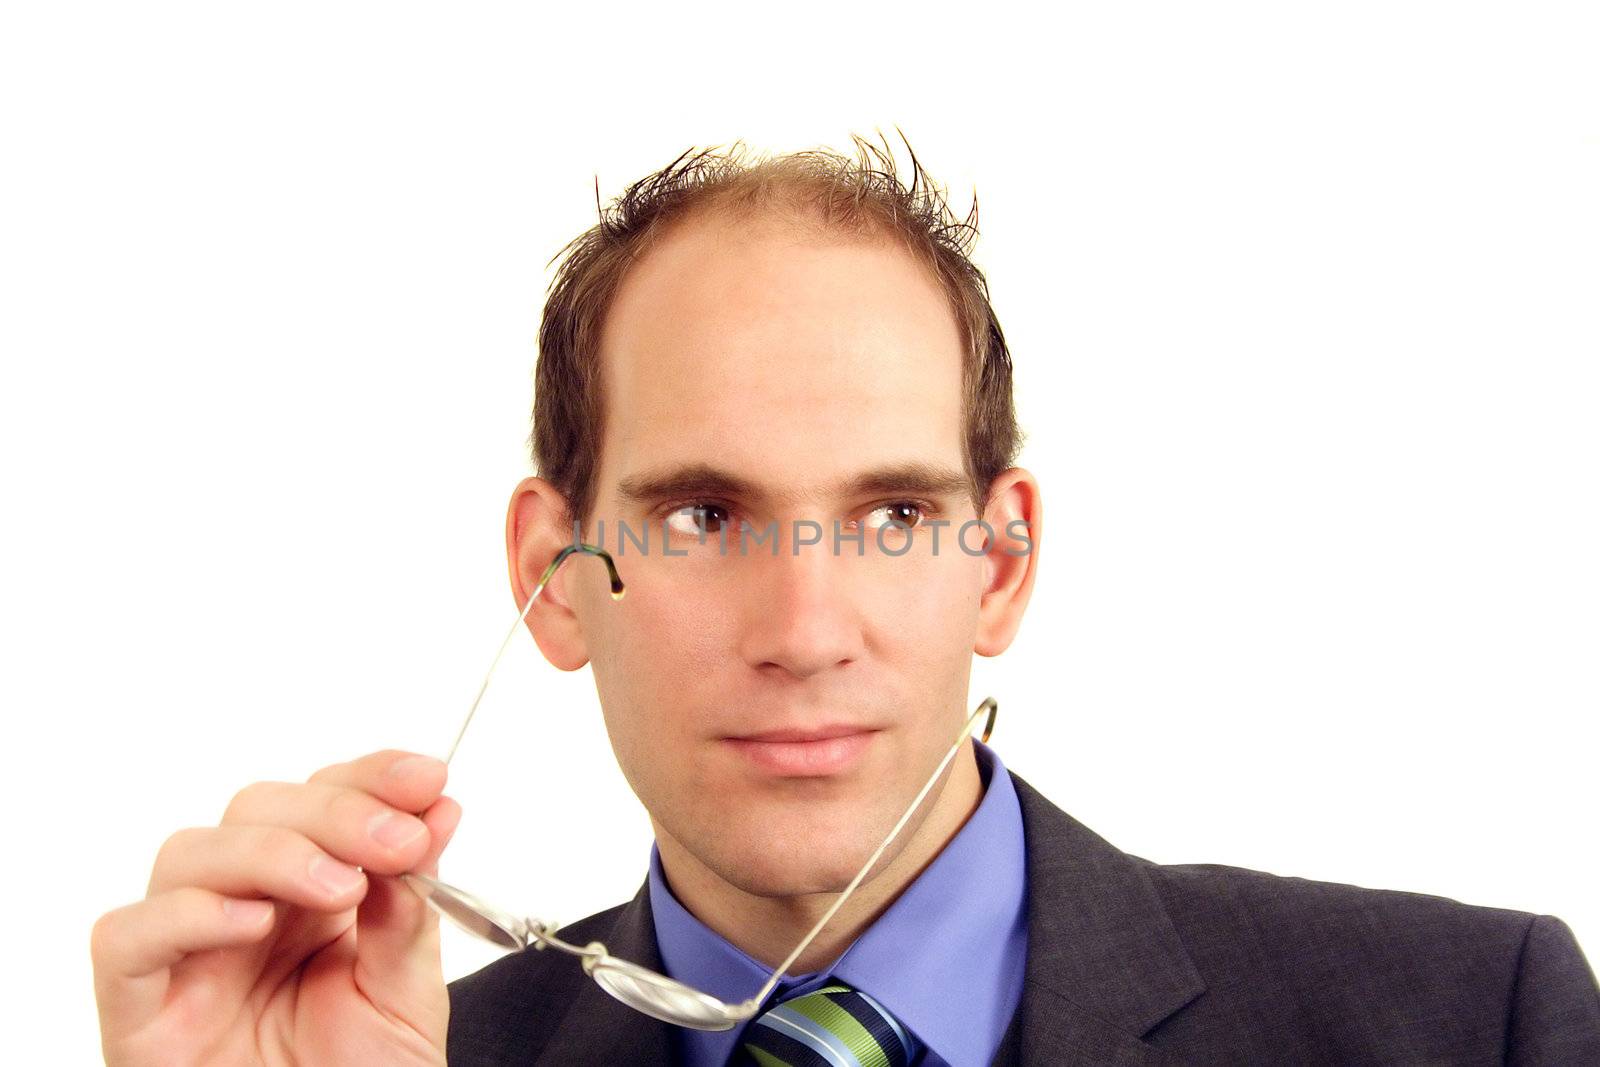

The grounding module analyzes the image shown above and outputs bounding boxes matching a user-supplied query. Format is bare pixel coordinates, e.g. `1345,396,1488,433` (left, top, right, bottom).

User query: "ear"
973,468,1042,657
506,476,591,671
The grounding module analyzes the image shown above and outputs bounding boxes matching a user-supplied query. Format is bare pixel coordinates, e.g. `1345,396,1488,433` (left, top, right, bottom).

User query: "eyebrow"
615,461,973,508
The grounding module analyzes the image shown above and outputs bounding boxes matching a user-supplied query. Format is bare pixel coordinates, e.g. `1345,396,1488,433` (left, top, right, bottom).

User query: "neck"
653,745,986,975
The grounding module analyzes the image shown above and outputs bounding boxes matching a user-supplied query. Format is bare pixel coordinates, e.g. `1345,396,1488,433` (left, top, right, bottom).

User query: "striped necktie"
735,981,919,1067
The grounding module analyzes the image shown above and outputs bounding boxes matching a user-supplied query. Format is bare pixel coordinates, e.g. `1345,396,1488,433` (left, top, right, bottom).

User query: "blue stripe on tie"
852,987,913,1063
759,1005,859,1067
822,989,908,1067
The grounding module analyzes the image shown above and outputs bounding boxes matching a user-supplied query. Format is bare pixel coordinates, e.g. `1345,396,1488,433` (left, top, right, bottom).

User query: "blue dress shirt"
647,739,1029,1066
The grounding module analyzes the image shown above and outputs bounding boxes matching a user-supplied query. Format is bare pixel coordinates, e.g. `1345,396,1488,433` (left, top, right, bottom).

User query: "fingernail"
309,855,365,896
368,810,427,850
223,898,275,925
388,755,444,780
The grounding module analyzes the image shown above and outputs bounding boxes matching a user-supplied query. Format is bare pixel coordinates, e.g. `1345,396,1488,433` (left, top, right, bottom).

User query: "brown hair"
532,130,1023,527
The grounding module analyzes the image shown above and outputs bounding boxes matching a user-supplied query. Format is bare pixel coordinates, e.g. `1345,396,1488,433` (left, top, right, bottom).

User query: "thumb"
352,795,464,1036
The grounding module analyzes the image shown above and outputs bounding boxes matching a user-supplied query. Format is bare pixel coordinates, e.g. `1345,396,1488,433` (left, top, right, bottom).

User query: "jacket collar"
532,883,680,1066
1006,770,1206,1064
532,769,1207,1066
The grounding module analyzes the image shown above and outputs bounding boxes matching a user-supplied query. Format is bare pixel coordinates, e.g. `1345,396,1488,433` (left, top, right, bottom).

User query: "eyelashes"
663,502,733,538
658,499,939,538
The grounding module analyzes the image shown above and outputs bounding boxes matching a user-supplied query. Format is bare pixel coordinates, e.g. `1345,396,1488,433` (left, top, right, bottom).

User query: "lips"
722,726,880,776
729,724,875,743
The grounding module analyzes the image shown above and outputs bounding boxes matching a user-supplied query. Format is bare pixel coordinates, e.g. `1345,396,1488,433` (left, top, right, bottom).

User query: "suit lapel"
533,880,681,1066
1004,771,1207,1065
529,770,1205,1066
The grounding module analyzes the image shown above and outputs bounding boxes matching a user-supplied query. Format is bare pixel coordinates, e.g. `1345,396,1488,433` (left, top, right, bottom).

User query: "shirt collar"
647,739,1029,1066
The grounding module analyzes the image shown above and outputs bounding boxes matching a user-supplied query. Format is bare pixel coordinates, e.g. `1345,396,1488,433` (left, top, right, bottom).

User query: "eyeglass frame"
402,542,998,1031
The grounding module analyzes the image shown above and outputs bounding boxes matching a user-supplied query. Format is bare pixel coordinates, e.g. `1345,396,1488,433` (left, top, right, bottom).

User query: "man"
93,137,1599,1066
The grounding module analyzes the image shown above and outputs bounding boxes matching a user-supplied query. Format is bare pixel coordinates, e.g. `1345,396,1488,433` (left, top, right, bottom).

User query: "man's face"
565,209,994,898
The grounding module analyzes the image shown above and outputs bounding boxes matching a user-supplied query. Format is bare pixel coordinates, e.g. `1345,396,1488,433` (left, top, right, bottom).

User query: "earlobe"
505,476,592,671
973,469,1042,658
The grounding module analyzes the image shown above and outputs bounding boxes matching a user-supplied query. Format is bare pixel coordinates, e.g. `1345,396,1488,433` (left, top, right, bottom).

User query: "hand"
91,750,463,1066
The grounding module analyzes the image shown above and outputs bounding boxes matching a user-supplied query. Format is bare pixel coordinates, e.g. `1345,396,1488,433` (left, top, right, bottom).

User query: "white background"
3,3,1595,1062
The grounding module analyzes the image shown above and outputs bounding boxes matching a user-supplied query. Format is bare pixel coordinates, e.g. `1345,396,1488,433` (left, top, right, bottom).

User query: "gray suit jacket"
447,772,1600,1065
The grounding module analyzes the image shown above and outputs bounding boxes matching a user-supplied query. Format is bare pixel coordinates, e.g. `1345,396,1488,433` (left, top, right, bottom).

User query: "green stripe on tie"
787,995,891,1067
739,979,916,1067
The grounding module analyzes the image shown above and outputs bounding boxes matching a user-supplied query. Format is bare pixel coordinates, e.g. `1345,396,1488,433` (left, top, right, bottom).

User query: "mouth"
722,725,881,777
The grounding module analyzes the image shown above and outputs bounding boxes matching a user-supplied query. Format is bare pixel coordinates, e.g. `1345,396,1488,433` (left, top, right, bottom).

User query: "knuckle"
153,827,204,872
305,761,340,785
89,908,122,961
221,780,274,823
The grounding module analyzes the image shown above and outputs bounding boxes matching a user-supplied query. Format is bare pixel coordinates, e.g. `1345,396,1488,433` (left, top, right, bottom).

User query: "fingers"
307,750,448,814
94,888,276,981
148,751,454,908
94,750,454,1050
141,750,449,899
147,824,379,906
217,778,436,877
91,888,277,1034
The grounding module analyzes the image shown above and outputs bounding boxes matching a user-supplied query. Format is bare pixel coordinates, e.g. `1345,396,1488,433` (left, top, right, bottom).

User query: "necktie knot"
736,980,917,1067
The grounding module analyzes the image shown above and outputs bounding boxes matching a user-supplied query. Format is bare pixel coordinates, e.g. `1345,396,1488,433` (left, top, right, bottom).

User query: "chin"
703,821,886,899
723,855,862,899
646,765,917,896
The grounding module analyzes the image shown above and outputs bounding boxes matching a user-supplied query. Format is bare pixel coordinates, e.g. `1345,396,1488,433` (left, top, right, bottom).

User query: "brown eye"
666,504,731,537
864,501,925,530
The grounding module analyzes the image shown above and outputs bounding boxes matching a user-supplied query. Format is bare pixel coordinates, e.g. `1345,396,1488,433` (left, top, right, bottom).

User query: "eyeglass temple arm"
444,542,624,765
735,696,998,1013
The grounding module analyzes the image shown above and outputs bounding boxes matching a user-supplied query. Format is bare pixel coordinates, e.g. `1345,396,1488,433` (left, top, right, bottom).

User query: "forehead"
594,212,967,503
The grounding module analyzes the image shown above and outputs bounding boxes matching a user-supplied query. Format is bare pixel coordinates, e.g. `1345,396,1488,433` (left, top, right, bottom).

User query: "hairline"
571,199,986,529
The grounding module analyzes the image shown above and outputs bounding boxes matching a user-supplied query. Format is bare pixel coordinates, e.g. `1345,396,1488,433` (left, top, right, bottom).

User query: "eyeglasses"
403,542,998,1031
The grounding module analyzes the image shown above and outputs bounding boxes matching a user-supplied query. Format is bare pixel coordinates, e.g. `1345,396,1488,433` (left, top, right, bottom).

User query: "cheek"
587,589,747,818
628,583,735,668
588,583,735,731
875,567,985,702
868,555,983,642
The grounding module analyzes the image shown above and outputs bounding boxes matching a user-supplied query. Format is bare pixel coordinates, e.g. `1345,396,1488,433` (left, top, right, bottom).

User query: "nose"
735,533,865,680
